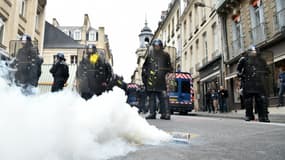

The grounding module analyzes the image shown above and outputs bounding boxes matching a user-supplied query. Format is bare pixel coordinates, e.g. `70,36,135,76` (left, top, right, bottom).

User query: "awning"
274,54,285,63
225,72,237,80
200,71,220,82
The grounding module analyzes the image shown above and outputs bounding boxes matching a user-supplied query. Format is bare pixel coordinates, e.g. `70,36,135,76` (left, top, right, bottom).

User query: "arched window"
144,37,149,43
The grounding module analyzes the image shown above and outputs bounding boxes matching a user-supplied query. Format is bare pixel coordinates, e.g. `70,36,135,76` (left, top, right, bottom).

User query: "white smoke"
0,73,171,160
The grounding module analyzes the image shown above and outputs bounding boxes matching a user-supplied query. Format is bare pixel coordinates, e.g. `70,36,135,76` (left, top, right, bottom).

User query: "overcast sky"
45,0,171,82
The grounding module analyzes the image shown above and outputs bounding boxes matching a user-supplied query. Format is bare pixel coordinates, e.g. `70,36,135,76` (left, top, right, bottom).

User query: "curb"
190,112,285,123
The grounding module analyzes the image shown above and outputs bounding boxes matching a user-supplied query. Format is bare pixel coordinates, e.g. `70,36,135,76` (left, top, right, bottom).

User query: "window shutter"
232,21,237,41
259,4,265,23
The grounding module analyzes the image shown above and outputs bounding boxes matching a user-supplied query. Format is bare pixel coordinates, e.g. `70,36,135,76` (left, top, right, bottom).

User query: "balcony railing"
231,37,244,58
250,22,266,45
274,8,285,32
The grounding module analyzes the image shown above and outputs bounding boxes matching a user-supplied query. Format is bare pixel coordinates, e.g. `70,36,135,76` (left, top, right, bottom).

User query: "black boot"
259,115,270,123
257,96,270,123
146,114,156,119
244,116,255,121
160,113,171,120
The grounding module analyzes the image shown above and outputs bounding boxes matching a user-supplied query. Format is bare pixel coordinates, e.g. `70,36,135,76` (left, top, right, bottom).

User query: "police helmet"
248,45,256,52
247,45,258,56
87,44,97,54
56,52,65,60
152,39,163,48
21,34,32,42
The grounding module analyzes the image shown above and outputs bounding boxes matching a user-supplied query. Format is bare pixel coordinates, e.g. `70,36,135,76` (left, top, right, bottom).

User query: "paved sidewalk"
191,106,285,123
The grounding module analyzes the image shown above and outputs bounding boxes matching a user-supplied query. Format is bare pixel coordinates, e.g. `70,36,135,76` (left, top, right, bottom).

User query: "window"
203,32,208,61
183,20,187,43
201,0,206,21
190,46,193,72
181,80,191,93
194,5,199,29
171,18,175,36
176,10,180,29
88,31,96,41
212,23,219,53
70,55,78,64
275,0,285,30
249,0,266,44
20,0,26,17
35,13,40,31
74,30,81,40
195,39,199,50
167,24,170,41
0,18,4,44
231,13,244,58
189,12,193,37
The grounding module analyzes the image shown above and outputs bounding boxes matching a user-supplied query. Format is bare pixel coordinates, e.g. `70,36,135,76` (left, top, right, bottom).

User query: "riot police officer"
138,84,148,113
142,39,172,120
50,53,69,92
237,46,270,122
14,34,42,94
76,44,113,100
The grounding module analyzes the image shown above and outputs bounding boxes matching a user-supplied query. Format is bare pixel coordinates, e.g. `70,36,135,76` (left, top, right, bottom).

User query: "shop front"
198,55,222,111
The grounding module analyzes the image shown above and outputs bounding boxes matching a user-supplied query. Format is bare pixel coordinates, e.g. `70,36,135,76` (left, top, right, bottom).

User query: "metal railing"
250,22,266,44
231,37,244,58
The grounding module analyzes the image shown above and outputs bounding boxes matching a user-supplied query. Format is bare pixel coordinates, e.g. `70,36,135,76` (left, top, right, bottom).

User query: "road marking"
249,121,285,127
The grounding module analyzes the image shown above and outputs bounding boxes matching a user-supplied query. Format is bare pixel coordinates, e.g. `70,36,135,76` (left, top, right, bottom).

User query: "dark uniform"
142,39,172,120
50,53,69,92
14,34,42,94
237,46,270,122
76,44,113,100
138,85,147,113
205,90,212,113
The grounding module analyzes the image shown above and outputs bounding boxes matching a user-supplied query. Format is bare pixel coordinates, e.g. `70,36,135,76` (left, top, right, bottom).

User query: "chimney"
52,18,59,27
98,27,105,49
83,14,90,28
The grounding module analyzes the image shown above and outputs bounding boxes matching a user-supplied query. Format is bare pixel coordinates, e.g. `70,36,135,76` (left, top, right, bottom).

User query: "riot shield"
8,40,41,93
73,48,85,92
260,50,274,97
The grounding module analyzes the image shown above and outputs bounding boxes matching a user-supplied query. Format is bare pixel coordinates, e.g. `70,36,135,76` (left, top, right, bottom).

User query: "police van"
125,83,140,107
166,72,194,114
